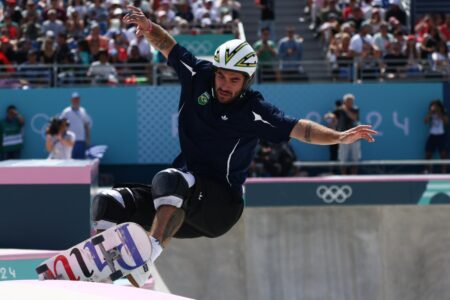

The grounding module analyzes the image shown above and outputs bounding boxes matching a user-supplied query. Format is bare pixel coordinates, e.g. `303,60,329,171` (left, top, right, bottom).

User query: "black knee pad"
151,169,192,209
91,187,138,224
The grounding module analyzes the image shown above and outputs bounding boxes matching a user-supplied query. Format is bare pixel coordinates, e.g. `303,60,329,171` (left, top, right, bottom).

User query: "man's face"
7,108,16,119
71,97,80,109
214,68,246,104
261,29,270,41
344,97,354,108
287,29,294,39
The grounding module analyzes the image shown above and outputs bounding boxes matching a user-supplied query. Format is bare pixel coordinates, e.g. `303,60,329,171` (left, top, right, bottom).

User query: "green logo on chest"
197,92,210,105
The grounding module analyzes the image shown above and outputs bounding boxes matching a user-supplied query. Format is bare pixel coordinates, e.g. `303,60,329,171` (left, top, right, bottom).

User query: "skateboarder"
91,5,377,285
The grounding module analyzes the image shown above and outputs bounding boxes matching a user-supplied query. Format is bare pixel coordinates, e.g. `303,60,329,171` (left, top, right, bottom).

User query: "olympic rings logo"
316,185,352,204
183,41,214,55
31,113,51,140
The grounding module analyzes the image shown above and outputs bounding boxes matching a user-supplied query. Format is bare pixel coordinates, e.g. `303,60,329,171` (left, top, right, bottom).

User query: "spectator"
342,0,359,20
109,30,129,63
218,0,241,21
366,8,383,35
67,0,89,20
388,16,403,35
55,33,75,64
383,41,407,78
415,14,435,40
323,99,342,163
66,9,86,41
15,38,33,64
318,12,340,47
438,15,450,42
404,34,422,76
384,0,407,27
42,9,65,37
0,36,15,73
1,105,25,160
194,2,219,30
86,22,110,52
175,0,194,23
419,28,440,60
278,26,304,81
362,0,385,21
347,6,365,31
4,0,22,25
393,29,406,49
332,93,360,174
127,44,150,66
18,49,51,86
349,23,375,59
0,14,19,40
45,117,75,159
21,12,42,42
431,41,450,76
328,32,354,80
73,39,92,65
131,0,152,15
349,23,382,79
40,37,56,64
156,0,176,24
424,99,448,173
125,45,151,83
253,27,279,82
373,22,394,57
128,34,152,59
252,140,299,177
318,0,341,30
256,0,275,41
87,49,118,84
60,92,92,159
42,0,67,22
23,0,42,23
87,0,109,29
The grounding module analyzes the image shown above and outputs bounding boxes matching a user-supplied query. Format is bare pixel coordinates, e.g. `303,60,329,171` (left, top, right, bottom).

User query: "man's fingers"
351,127,377,135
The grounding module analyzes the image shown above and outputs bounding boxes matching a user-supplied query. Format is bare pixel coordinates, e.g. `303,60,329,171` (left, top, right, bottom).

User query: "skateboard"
35,222,152,286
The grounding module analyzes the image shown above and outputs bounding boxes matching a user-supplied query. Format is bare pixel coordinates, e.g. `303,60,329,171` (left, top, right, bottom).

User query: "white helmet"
213,39,258,78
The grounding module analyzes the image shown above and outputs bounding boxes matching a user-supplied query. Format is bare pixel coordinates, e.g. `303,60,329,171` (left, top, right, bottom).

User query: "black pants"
117,177,244,239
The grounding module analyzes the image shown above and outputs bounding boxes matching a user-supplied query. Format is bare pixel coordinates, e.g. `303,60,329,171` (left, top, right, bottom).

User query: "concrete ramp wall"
157,206,450,300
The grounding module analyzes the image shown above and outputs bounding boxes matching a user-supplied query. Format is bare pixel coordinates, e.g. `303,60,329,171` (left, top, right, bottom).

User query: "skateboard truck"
92,235,124,281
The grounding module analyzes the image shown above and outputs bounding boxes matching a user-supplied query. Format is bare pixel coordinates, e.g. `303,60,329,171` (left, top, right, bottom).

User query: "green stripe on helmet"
225,41,249,64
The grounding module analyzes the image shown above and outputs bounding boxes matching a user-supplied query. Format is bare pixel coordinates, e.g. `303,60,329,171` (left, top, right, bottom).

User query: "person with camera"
424,99,449,173
253,27,279,82
45,117,75,159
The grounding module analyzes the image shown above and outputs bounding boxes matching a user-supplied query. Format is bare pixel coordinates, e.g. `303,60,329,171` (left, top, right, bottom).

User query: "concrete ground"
156,205,450,300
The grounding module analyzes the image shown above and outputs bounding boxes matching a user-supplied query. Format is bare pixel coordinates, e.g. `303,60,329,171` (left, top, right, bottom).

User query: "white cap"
343,93,355,100
71,92,80,98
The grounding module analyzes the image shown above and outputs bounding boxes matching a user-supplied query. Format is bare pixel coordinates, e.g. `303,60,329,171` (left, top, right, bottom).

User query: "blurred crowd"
0,0,242,86
302,0,450,80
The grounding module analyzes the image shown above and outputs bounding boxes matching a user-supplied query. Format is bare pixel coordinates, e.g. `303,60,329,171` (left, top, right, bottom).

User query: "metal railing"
0,58,447,88
292,159,450,175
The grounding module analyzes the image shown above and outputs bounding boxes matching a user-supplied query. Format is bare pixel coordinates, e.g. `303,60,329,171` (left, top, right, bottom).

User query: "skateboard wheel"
110,270,123,281
36,264,49,275
92,234,105,245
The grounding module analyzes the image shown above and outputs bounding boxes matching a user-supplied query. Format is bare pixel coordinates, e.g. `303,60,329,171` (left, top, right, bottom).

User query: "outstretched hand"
339,125,377,144
122,6,152,36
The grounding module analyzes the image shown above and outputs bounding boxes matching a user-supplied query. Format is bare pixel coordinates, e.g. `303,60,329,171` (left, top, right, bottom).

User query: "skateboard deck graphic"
35,222,152,284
